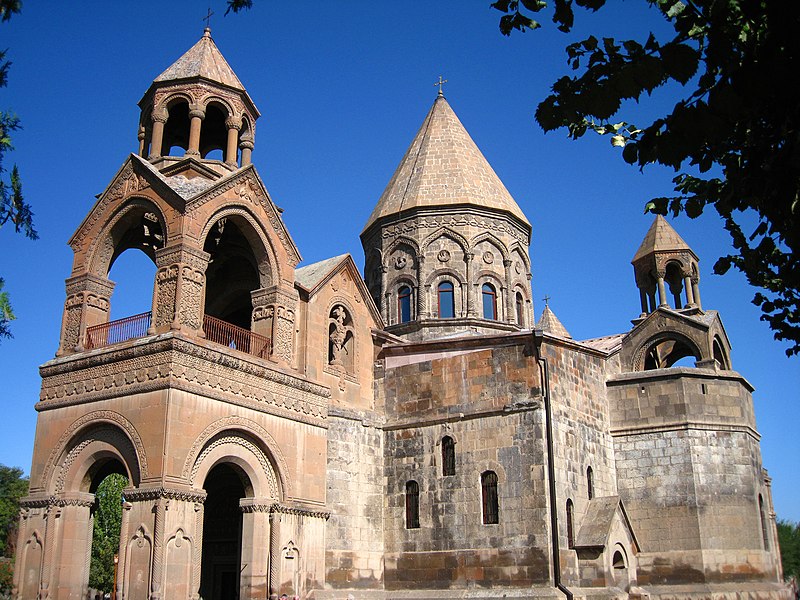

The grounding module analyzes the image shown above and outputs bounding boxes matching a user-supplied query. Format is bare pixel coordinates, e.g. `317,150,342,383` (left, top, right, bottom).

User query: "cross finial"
543,295,551,307
434,75,448,97
203,8,214,31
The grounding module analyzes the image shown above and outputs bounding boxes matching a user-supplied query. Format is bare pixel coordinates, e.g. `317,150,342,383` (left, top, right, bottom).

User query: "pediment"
575,496,640,553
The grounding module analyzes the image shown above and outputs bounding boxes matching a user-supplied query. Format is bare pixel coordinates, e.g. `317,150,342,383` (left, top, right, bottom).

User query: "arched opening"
482,283,498,320
200,103,229,159
405,480,420,529
89,469,128,598
162,99,190,157
515,292,525,326
328,305,355,375
566,499,575,548
481,471,499,525
643,336,701,370
398,285,412,324
200,463,249,600
441,436,455,477
611,547,629,589
587,466,594,500
203,217,261,330
437,281,455,319
665,262,685,309
713,337,729,370
108,249,157,321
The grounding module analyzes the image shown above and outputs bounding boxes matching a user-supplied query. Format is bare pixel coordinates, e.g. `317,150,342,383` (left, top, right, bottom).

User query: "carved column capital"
151,110,168,124
225,116,242,130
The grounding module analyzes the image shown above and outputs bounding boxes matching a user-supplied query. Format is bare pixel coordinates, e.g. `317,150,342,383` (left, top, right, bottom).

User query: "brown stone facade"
14,30,789,600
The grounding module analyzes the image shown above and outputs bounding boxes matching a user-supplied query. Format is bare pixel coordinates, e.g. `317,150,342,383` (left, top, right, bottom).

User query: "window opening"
515,292,524,326
566,499,575,548
587,466,594,500
441,436,455,477
438,281,455,318
481,471,499,524
482,283,497,320
398,285,412,324
405,481,420,529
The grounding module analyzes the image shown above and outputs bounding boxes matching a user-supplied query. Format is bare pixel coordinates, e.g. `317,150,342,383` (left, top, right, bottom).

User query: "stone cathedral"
13,29,789,600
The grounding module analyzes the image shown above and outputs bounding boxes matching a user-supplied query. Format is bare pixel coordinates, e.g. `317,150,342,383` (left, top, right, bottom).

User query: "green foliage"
0,464,28,558
0,1,35,344
492,0,800,356
0,559,12,597
779,519,800,580
89,473,127,593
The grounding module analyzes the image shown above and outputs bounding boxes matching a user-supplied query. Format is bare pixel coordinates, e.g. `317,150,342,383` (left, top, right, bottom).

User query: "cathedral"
12,29,789,600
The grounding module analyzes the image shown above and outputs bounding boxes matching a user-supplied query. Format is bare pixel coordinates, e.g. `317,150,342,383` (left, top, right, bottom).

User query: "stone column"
253,283,298,366
58,273,115,356
138,125,147,157
465,253,477,318
149,110,168,160
52,493,94,599
691,277,702,310
150,498,166,600
11,507,29,598
268,511,281,599
379,265,389,323
117,501,132,600
638,287,649,317
152,243,210,335
416,254,428,319
503,259,514,322
251,289,275,360
656,273,668,308
191,502,204,600
186,105,205,157
39,503,62,600
240,500,271,600
240,136,254,166
225,117,242,166
683,274,695,307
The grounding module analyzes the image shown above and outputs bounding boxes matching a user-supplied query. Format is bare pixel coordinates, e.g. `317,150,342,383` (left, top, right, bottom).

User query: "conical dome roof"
363,95,530,233
536,304,572,339
154,28,245,90
632,215,695,263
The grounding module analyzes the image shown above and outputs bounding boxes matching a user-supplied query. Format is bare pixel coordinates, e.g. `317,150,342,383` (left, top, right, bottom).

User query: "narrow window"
405,481,420,529
566,499,575,548
481,471,499,524
482,283,497,320
438,281,455,318
759,494,769,549
587,466,594,500
441,436,455,476
515,292,524,326
398,285,412,323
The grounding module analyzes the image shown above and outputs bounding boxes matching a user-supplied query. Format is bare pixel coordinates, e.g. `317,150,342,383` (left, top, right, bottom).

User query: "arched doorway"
89,468,128,598
200,463,250,600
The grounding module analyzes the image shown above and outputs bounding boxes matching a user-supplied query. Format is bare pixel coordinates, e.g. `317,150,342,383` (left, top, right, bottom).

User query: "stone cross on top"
434,75,448,97
543,295,551,307
203,8,214,30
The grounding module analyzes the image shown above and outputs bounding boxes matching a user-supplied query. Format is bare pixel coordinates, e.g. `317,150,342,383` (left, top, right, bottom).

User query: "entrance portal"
200,464,248,600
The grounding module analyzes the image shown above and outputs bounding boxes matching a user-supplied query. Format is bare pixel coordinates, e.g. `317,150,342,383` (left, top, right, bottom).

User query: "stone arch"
471,232,510,263
41,411,147,495
427,268,466,318
476,271,505,320
199,98,233,159
88,197,168,278
200,95,235,117
183,417,290,499
421,227,469,256
385,235,420,260
154,92,195,115
161,95,193,155
189,431,282,501
508,242,531,272
713,335,730,370
634,331,703,371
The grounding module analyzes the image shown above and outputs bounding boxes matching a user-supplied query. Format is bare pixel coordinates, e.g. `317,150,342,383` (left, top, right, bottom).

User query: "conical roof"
536,304,571,339
154,28,244,90
632,215,695,263
363,95,530,233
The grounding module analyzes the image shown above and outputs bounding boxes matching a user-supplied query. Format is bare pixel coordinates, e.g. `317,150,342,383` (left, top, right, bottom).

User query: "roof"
535,305,571,339
154,28,245,90
294,255,349,290
580,333,625,354
574,496,639,551
632,215,696,263
363,94,530,233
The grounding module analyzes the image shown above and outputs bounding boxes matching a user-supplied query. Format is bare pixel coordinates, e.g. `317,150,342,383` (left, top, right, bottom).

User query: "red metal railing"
85,311,152,350
202,314,271,359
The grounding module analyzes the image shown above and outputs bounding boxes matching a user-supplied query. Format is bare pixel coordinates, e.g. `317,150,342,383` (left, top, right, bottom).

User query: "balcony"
84,312,271,359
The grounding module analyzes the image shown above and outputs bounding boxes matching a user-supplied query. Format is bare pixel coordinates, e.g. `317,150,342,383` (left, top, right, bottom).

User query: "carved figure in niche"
328,305,354,374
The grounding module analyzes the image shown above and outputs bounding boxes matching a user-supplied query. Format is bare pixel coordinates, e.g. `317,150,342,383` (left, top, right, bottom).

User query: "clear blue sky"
1,1,797,521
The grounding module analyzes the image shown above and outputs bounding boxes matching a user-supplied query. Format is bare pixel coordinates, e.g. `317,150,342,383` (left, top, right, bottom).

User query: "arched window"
441,436,455,476
482,283,497,320
587,466,594,500
566,499,575,548
759,494,769,549
481,471,499,524
405,480,420,529
398,285,412,324
515,292,524,326
437,281,455,319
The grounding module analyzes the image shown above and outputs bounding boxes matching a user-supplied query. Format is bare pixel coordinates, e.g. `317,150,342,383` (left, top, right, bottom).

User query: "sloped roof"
294,255,349,290
536,305,571,339
363,94,530,233
154,28,245,90
580,333,625,354
632,215,695,263
575,496,639,551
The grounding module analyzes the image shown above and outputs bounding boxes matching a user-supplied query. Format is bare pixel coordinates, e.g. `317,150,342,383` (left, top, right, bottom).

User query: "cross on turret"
434,75,448,96
203,8,214,30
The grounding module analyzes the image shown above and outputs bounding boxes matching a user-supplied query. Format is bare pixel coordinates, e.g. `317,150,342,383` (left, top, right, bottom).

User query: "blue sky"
1,1,797,521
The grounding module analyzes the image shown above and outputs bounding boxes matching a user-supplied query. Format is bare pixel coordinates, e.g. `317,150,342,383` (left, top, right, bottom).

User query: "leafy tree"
0,464,28,558
490,0,800,355
89,473,127,593
779,519,800,580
